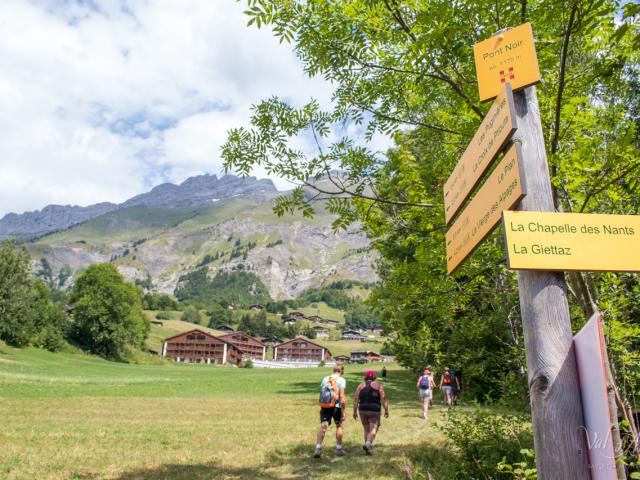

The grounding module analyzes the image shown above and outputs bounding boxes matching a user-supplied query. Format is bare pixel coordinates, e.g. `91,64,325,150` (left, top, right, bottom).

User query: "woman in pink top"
352,370,389,455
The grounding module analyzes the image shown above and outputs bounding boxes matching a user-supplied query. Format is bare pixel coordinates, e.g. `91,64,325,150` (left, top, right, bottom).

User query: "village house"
283,318,297,326
371,326,384,335
162,329,241,365
218,331,267,360
333,354,351,363
288,311,307,321
342,329,367,342
260,336,283,347
350,350,385,363
307,315,323,323
216,324,234,332
323,318,339,325
313,325,330,339
274,337,332,362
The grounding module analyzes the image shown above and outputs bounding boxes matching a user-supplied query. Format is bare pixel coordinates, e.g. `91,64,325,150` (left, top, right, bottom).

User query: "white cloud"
0,0,389,217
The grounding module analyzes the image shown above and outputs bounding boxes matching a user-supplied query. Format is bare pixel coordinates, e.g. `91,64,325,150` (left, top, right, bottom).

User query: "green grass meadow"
0,346,458,479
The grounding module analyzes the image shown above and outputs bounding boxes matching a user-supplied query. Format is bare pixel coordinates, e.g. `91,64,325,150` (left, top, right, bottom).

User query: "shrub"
181,306,201,324
440,408,533,479
156,311,171,320
243,358,254,369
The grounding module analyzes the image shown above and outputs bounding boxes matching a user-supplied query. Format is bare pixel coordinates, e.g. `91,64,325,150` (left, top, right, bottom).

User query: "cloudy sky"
0,1,388,217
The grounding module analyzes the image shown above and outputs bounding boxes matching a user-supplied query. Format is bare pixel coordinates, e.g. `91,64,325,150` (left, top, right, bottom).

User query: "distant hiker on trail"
416,369,435,419
450,368,460,405
353,370,389,455
440,367,460,406
314,364,347,458
381,366,387,380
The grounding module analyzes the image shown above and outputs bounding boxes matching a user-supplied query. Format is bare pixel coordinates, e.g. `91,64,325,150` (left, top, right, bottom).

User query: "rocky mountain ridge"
22,174,376,300
0,174,277,240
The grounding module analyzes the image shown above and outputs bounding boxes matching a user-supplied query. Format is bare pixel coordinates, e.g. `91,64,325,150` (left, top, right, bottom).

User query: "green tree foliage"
223,0,640,406
236,310,301,339
0,241,69,350
69,264,149,360
30,280,69,352
174,269,272,307
141,292,180,311
181,305,202,324
206,303,233,328
0,240,36,346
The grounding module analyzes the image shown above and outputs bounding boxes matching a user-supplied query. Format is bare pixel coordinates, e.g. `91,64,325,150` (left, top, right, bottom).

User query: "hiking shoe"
313,448,321,458
335,448,345,457
363,444,372,455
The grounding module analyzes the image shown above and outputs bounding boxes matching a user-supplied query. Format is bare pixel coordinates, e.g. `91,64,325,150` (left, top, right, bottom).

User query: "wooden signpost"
444,83,517,223
444,23,592,479
446,144,525,274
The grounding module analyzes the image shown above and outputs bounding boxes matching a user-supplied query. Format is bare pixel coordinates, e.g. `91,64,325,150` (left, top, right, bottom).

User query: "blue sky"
0,1,390,217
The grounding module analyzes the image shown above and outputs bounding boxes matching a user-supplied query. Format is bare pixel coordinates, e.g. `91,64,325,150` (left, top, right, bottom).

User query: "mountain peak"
0,174,279,240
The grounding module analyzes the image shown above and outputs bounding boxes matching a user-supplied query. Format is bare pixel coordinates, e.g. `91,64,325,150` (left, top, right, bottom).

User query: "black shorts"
320,407,343,426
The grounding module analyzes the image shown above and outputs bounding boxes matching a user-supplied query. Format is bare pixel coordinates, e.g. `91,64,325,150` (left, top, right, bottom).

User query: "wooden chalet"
371,326,384,335
334,354,351,363
218,331,267,360
308,315,323,323
288,311,307,320
283,318,297,326
216,324,234,332
274,337,332,362
342,329,367,342
350,350,385,363
261,336,283,347
313,325,330,338
162,329,241,365
323,318,339,325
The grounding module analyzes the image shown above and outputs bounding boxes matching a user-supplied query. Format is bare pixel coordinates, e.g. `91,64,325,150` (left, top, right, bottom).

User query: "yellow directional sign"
502,211,640,272
444,83,517,224
473,22,541,102
446,143,526,274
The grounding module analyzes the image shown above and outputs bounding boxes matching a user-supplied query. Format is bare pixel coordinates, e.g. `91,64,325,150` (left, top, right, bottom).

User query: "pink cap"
364,370,377,380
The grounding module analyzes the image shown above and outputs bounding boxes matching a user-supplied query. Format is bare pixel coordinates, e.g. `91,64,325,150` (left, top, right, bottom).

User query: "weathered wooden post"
511,86,590,479
445,21,640,478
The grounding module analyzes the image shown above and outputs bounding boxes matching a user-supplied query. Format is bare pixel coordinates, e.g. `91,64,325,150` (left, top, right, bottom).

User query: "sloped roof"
218,331,266,347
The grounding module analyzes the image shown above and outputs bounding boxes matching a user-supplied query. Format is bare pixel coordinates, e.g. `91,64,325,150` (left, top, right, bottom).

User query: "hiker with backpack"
352,369,389,455
416,369,435,419
450,368,460,405
440,367,460,406
314,364,347,458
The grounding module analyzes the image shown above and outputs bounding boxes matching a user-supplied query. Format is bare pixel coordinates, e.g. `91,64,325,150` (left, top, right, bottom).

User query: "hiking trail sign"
473,22,541,102
446,22,593,479
444,83,517,224
502,211,640,272
446,143,525,274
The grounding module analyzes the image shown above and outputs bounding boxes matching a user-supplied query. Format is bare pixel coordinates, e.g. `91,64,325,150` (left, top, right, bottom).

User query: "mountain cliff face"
0,174,278,241
0,203,118,241
17,174,375,300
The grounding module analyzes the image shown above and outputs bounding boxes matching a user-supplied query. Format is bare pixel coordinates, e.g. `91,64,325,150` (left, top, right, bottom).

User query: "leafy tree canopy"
222,0,639,404
69,263,149,360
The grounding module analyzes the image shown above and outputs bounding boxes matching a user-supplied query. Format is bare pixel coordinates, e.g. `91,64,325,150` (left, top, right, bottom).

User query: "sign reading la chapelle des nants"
502,210,640,272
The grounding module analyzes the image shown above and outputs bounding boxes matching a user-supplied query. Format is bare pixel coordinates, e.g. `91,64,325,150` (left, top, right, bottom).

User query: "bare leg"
336,424,344,446
362,421,370,443
316,421,328,445
367,424,379,445
423,398,430,419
